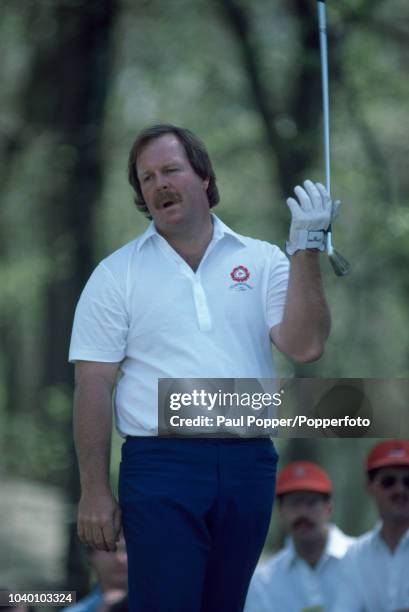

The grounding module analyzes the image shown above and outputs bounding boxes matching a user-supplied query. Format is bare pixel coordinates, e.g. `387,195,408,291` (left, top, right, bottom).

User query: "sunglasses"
379,475,409,490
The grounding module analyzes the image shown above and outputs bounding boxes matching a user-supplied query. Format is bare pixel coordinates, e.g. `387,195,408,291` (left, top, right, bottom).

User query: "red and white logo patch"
230,265,250,283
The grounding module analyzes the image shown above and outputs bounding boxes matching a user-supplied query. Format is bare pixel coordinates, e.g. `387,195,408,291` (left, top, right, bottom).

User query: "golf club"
317,0,350,276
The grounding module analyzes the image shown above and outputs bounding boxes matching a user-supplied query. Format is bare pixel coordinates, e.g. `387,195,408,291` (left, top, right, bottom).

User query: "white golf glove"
285,179,341,255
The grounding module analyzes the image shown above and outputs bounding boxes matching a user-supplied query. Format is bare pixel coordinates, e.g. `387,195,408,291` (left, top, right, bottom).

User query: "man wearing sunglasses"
335,439,409,612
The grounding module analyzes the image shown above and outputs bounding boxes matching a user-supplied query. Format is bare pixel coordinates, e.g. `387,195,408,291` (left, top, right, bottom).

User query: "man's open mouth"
155,192,181,209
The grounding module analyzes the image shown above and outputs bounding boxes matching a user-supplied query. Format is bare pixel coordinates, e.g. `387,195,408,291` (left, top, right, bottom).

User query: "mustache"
154,189,181,209
292,517,315,529
390,493,409,503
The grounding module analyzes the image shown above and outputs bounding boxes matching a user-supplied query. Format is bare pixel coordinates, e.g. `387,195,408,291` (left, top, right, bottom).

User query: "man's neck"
380,520,409,553
159,215,214,271
294,531,328,568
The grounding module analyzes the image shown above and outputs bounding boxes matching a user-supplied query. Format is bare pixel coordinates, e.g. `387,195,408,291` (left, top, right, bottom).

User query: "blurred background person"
335,439,409,612
63,535,127,612
245,461,354,612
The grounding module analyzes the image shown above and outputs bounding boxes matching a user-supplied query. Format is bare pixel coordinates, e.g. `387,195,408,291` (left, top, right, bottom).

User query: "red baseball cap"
366,439,409,472
276,461,332,495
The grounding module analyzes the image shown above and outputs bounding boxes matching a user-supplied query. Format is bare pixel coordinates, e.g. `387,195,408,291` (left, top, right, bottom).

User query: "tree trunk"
22,0,119,594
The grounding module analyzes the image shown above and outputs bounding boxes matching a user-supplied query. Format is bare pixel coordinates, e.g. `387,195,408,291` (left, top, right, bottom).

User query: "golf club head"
328,248,351,276
326,229,350,276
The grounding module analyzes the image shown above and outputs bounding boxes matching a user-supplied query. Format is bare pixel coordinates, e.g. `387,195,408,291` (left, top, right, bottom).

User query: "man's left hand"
286,180,341,255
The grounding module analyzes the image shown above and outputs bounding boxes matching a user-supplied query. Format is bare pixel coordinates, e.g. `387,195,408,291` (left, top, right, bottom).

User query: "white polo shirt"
245,524,355,612
69,214,289,436
334,524,409,612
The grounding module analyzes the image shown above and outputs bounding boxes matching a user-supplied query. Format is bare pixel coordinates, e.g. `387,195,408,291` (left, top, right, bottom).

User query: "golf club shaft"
318,0,331,196
317,0,335,256
317,0,350,275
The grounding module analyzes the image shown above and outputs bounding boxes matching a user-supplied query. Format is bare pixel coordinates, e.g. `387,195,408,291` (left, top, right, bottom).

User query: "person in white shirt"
334,439,409,612
70,123,337,611
245,461,354,612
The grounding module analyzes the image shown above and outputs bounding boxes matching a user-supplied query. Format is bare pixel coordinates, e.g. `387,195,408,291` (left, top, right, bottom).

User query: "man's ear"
203,177,210,191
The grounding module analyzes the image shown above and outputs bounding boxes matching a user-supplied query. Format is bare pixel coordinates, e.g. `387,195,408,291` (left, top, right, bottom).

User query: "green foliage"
1,384,73,484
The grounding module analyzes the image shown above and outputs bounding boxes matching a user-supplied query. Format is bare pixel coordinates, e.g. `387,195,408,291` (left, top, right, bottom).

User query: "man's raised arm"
270,179,336,363
270,250,330,363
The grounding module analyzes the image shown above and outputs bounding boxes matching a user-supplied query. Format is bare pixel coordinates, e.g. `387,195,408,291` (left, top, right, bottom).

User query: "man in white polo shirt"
245,461,354,612
334,439,409,612
70,124,335,611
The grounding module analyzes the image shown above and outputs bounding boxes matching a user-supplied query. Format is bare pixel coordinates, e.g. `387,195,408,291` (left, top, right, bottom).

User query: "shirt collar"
135,221,158,252
210,213,247,245
325,523,353,559
283,537,298,569
372,521,383,543
372,522,409,549
135,213,246,252
283,524,351,569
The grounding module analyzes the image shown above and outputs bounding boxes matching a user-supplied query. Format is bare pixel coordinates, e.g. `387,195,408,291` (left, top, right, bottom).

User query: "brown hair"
127,124,220,219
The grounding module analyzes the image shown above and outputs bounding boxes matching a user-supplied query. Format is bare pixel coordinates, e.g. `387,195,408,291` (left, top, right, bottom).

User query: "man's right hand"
77,488,122,552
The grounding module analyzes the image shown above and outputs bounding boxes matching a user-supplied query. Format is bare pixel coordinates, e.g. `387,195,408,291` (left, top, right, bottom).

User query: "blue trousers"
119,437,278,612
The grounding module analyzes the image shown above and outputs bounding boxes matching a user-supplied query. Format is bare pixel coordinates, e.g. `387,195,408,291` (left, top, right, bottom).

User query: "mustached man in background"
245,461,354,612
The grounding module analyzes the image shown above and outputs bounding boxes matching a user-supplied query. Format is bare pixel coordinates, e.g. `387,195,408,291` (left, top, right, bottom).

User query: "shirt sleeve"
265,246,290,328
68,262,129,363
